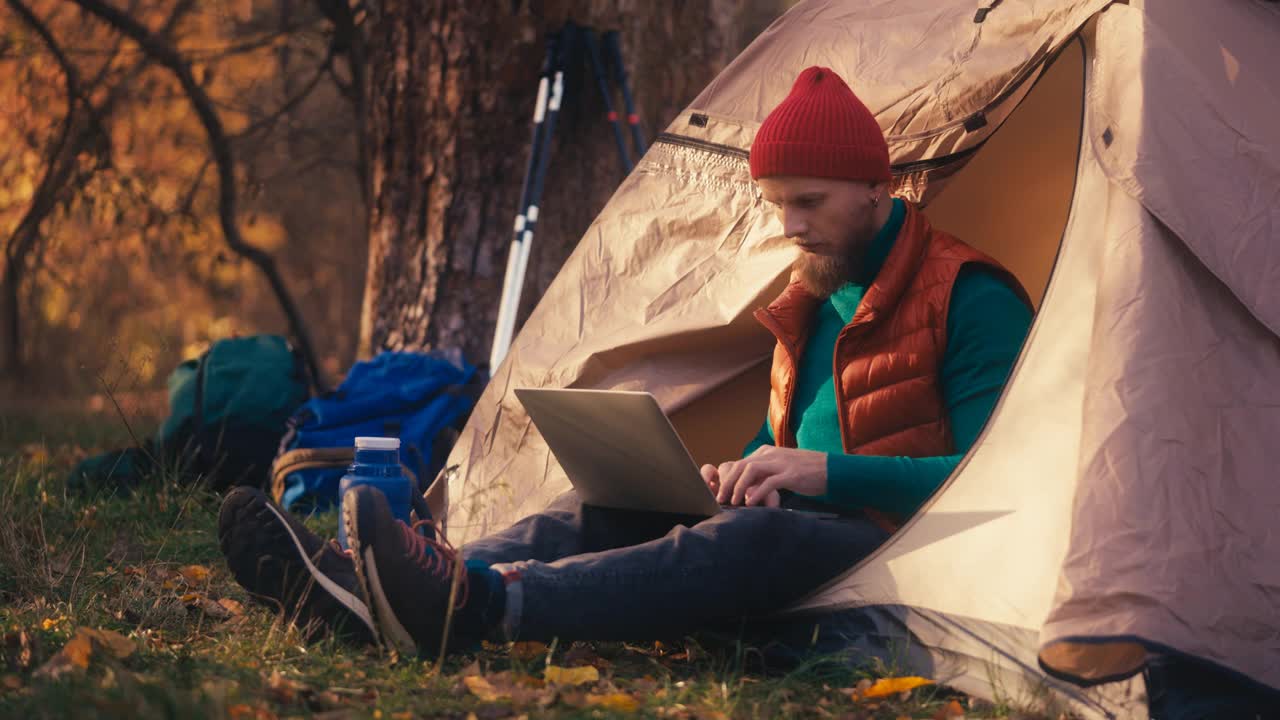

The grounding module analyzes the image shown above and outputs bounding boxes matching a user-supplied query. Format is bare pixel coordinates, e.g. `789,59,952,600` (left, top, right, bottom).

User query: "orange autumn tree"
0,0,366,395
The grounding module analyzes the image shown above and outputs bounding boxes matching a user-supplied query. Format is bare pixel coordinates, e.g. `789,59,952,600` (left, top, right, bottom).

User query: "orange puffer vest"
753,204,1030,524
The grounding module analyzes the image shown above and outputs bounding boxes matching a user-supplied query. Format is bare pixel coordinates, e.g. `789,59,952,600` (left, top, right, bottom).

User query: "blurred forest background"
0,0,788,412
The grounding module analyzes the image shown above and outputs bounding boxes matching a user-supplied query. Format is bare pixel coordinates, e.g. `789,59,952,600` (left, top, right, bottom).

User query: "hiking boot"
342,484,470,657
218,487,375,643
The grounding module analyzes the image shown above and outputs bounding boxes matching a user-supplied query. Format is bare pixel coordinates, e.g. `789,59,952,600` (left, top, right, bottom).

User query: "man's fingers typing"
731,463,768,506
716,460,742,503
746,476,781,506
700,464,720,493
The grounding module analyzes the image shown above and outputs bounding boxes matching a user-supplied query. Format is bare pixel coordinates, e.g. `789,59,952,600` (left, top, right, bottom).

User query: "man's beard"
794,252,857,298
793,228,875,297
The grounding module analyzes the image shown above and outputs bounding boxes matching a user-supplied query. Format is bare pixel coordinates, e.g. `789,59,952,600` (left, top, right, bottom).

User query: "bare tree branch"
2,0,92,375
230,40,335,141
310,0,368,208
71,0,327,394
1,0,191,376
0,23,318,61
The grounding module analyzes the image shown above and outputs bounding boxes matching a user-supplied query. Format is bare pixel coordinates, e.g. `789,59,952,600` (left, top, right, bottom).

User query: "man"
219,66,1032,655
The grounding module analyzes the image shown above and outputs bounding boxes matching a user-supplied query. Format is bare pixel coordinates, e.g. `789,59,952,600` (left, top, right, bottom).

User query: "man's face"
756,176,884,298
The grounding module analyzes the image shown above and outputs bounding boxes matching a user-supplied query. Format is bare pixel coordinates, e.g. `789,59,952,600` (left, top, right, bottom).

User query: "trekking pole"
581,26,633,174
491,33,560,370
490,30,569,370
603,31,646,157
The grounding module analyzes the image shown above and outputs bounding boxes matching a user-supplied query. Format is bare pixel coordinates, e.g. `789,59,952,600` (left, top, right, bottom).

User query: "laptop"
514,388,725,516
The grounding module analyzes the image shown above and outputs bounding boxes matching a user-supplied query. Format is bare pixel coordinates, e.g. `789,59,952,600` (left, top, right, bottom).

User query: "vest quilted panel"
754,203,1031,528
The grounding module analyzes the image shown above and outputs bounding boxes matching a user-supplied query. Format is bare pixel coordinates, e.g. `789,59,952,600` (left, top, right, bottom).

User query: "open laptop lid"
514,388,722,517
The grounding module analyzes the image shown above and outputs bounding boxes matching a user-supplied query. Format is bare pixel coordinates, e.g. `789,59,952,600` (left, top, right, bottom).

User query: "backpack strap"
270,447,353,504
269,446,422,508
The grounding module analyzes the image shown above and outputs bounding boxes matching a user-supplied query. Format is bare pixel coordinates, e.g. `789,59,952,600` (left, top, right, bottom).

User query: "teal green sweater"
743,199,1032,516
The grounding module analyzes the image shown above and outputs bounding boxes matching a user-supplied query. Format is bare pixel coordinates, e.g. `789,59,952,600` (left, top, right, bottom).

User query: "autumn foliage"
0,0,365,394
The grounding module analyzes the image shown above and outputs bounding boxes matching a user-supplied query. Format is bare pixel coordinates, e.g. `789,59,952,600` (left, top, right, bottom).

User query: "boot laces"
399,518,469,609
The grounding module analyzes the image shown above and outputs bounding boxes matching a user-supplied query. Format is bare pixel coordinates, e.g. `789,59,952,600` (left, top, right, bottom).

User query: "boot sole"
219,488,375,640
344,488,419,656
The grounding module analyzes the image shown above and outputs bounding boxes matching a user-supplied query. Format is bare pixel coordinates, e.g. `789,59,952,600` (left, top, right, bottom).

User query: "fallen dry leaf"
179,565,211,584
2,674,23,690
543,664,598,686
460,671,548,707
585,692,639,712
181,594,232,620
509,641,548,661
463,675,504,703
859,676,933,700
218,598,245,615
34,627,133,679
62,632,94,670
932,699,966,719
80,628,135,659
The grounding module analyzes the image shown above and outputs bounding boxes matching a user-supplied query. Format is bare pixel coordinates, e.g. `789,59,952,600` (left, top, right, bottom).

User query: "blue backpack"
270,350,483,513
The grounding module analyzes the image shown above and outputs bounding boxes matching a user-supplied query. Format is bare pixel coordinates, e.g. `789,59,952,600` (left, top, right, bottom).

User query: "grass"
0,404,1058,719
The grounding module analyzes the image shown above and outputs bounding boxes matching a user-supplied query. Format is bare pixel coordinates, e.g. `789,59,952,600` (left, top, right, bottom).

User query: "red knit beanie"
750,66,890,182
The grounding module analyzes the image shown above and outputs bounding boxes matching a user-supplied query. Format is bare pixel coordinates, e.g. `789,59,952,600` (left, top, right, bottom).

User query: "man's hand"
700,446,827,507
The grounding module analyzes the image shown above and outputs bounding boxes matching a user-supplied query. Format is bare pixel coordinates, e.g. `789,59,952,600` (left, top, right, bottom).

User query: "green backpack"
70,335,310,493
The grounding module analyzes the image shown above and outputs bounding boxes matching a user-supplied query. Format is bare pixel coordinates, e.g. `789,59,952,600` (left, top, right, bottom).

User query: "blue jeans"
462,491,889,642
1145,655,1280,720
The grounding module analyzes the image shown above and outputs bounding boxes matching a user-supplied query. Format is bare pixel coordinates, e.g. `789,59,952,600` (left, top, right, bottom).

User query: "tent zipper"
653,133,749,160
890,143,984,175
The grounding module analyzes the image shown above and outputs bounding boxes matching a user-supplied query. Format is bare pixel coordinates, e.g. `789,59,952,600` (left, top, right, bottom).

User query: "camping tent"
433,1,1280,716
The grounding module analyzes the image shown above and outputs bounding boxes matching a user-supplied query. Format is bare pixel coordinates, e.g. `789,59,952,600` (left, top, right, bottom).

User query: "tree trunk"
359,0,776,365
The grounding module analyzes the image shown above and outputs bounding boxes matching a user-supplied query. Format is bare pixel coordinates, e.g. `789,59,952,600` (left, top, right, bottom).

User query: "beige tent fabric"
1038,1,1280,689
436,0,1280,713
1083,2,1280,338
788,29,1148,713
692,0,1110,199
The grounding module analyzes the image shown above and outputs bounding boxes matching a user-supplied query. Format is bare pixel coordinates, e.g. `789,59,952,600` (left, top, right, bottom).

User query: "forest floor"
0,401,1070,720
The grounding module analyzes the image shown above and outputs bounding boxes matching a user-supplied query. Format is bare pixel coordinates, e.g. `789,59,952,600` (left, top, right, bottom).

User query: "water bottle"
337,436,412,549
